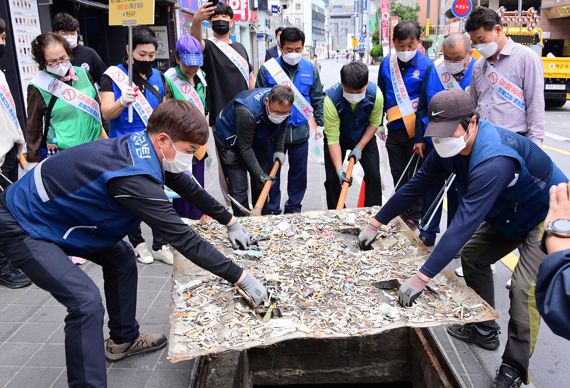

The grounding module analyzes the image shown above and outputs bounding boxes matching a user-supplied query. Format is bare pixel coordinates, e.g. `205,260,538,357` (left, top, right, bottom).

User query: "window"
295,3,301,10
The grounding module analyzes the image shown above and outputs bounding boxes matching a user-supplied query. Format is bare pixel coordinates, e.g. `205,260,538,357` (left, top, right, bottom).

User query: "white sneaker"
491,263,497,274
506,278,512,289
152,245,174,265
134,243,154,264
455,266,464,277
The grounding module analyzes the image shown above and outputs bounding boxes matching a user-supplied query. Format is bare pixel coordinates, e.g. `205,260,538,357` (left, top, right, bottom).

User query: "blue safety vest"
5,132,164,254
443,120,567,240
215,88,286,148
326,82,377,148
379,53,431,130
109,64,165,138
263,57,314,127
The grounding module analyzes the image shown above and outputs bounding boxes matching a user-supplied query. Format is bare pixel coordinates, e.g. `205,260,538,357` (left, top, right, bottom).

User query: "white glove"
119,86,138,107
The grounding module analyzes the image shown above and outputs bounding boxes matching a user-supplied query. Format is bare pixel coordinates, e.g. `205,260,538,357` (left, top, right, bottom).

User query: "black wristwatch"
544,219,570,238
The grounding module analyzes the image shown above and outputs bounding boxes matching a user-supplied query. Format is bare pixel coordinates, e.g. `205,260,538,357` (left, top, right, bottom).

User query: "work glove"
227,220,253,250
336,168,352,186
119,86,138,107
398,273,429,307
259,172,275,184
273,151,286,166
237,271,268,307
358,221,380,250
348,146,362,162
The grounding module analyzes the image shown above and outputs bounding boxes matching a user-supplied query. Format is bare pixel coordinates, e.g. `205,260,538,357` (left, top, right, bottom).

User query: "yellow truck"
542,57,570,108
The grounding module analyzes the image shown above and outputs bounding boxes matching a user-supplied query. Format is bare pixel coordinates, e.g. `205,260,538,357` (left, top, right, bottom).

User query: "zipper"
63,225,98,240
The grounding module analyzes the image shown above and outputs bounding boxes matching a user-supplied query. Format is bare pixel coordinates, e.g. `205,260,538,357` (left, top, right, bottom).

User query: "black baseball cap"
425,89,477,138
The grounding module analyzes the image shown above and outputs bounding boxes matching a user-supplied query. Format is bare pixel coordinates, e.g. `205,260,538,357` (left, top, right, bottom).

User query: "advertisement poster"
380,0,390,53
227,0,249,22
8,0,41,107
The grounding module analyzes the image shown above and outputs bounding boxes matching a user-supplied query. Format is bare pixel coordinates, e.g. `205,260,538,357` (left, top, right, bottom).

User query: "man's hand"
358,220,381,250
336,168,352,186
544,183,570,253
273,151,286,166
413,142,425,158
260,172,275,184
227,218,253,249
194,2,217,22
348,146,362,162
398,272,430,307
237,271,268,307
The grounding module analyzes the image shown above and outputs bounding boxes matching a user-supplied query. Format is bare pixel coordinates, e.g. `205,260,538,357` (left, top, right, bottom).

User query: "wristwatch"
544,219,570,238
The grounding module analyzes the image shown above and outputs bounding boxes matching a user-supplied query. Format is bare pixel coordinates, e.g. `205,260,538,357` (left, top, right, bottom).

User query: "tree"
390,1,419,22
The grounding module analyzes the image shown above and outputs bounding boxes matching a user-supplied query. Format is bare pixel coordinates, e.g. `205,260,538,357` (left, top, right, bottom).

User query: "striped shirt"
470,38,545,143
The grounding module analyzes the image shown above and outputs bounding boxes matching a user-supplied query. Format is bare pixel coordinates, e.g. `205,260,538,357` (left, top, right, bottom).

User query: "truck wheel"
546,98,567,108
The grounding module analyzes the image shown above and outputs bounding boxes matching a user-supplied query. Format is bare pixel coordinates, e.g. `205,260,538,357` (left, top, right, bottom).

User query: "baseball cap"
425,89,477,138
176,34,203,67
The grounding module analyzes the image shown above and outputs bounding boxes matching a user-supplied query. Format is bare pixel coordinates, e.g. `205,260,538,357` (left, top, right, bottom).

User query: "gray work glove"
358,222,380,250
227,221,253,250
348,146,362,162
259,172,275,184
273,151,286,166
398,273,429,307
336,168,352,186
237,272,268,306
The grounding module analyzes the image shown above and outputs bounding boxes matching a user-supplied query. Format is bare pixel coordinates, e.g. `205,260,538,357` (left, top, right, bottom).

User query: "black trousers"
0,201,140,388
0,145,19,267
386,128,422,224
128,225,167,251
324,136,382,209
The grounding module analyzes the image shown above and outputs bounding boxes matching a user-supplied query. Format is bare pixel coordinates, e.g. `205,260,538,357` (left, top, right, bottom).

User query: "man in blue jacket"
358,89,567,388
0,100,266,387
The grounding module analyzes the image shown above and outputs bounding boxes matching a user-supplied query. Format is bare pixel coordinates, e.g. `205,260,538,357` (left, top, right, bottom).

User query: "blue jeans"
266,141,309,214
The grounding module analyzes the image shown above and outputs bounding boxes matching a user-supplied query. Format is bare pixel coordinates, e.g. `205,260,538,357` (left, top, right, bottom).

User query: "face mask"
159,136,194,173
343,91,366,104
133,58,153,77
475,31,499,59
444,58,466,75
396,49,417,63
432,130,471,158
46,61,72,77
266,104,289,124
64,35,78,49
0,45,5,59
212,20,230,35
282,52,302,66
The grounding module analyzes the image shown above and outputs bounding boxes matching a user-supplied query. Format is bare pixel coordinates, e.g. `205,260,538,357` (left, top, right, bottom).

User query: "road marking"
543,144,570,156
545,132,570,142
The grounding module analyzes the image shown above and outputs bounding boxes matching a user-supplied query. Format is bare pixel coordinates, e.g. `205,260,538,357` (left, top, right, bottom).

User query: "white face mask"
64,35,78,49
396,49,417,63
343,91,366,104
475,31,499,59
46,61,72,77
444,58,467,75
160,136,194,173
282,52,302,66
432,130,471,158
266,103,289,124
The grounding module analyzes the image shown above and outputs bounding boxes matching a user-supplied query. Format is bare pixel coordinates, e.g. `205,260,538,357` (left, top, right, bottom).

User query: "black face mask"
0,45,5,59
133,58,153,77
212,20,230,36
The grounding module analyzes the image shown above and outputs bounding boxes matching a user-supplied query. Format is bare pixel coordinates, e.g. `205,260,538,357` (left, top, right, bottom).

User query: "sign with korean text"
271,5,282,14
109,0,155,26
381,0,390,50
451,0,472,19
227,0,249,22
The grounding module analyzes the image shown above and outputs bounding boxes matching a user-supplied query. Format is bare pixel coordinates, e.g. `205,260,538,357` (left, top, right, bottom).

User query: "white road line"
545,132,570,142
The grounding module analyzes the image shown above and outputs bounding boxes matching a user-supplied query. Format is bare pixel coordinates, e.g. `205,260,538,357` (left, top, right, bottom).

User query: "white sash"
208,37,249,84
264,58,314,121
31,71,102,124
104,66,154,125
165,68,205,113
434,58,462,90
0,76,23,134
389,54,417,116
483,61,526,112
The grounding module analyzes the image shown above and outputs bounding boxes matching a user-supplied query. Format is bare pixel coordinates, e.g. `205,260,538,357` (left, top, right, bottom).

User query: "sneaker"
134,243,154,264
105,332,167,362
447,323,500,351
493,363,523,388
152,245,173,265
419,235,435,247
0,262,32,288
70,256,87,265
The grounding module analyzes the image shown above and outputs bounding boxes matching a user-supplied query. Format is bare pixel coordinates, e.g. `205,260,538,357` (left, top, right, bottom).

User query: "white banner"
483,62,526,112
208,37,249,84
0,76,23,134
165,68,205,113
389,54,416,117
434,58,462,90
104,66,154,125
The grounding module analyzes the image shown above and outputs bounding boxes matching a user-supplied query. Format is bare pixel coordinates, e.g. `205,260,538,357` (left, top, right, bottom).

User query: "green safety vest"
166,66,206,113
32,66,101,150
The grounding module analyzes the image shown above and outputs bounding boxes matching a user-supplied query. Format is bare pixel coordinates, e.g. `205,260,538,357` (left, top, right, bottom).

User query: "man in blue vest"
358,89,566,388
323,61,384,208
414,33,475,246
0,100,266,387
256,27,325,214
378,20,431,229
214,85,294,216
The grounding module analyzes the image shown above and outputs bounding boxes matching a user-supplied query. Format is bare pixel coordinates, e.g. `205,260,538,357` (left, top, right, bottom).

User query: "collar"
280,57,299,71
497,38,515,57
175,66,189,82
397,51,419,68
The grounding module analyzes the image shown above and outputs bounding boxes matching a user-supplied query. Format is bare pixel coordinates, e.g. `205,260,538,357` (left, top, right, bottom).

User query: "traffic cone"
357,180,366,208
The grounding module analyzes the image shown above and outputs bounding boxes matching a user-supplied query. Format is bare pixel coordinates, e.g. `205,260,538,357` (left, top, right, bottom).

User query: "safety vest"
166,66,206,114
215,88,286,148
380,53,430,133
5,131,164,255
263,57,314,127
326,82,377,148
443,120,567,240
31,66,101,150
109,64,165,138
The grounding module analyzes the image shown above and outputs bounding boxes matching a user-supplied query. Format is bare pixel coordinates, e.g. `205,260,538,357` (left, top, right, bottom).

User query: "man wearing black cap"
358,89,567,388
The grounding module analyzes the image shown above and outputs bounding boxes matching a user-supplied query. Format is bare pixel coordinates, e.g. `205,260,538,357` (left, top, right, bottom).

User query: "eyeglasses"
45,56,70,66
